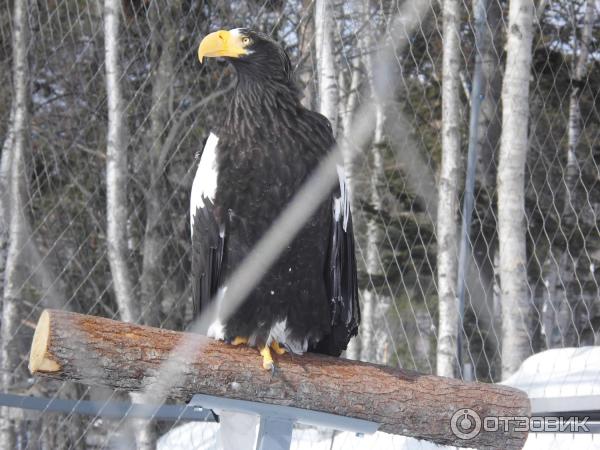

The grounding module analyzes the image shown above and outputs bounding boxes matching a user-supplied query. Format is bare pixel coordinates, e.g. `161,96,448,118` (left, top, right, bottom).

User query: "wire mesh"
0,0,599,449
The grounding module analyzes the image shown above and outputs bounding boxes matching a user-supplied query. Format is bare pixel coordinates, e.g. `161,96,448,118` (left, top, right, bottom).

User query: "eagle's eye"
242,37,251,46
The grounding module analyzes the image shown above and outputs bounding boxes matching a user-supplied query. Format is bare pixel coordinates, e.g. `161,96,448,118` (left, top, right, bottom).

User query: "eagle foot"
270,341,286,355
259,345,274,371
230,336,248,346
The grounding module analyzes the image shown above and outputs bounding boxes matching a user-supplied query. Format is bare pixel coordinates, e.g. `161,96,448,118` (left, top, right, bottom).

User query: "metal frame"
189,394,380,450
0,392,216,422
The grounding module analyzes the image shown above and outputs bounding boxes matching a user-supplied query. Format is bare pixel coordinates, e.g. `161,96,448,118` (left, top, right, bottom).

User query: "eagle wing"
312,165,360,355
190,133,225,319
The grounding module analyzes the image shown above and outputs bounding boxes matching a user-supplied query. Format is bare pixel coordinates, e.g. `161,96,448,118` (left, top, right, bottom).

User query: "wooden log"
29,309,530,449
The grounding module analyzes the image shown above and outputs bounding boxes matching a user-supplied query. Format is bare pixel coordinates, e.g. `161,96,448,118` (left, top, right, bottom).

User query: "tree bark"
564,0,593,225
541,0,595,356
140,0,178,329
436,0,462,378
134,4,181,447
339,54,362,361
298,0,316,110
104,0,139,324
30,309,530,450
0,106,15,301
315,0,339,130
356,0,392,365
340,57,362,139
475,0,503,190
469,0,503,381
1,1,29,447
498,0,535,379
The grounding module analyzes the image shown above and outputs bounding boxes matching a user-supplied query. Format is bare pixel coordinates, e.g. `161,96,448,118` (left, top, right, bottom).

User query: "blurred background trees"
0,0,598,448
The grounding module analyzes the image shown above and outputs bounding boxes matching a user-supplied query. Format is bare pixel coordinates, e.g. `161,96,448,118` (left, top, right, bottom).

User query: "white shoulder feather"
334,164,350,232
190,132,219,233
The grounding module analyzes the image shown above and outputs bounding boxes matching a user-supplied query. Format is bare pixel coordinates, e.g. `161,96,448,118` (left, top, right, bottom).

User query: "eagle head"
198,28,293,82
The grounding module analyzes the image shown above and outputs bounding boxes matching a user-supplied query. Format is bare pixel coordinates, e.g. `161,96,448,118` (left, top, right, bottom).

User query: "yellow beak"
198,30,247,63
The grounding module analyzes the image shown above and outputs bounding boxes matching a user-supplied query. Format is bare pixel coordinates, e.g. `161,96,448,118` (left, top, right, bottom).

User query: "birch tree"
315,0,339,130
436,0,462,378
340,58,362,138
338,26,363,361
475,0,502,190
0,0,29,446
498,0,535,379
359,114,390,365
299,0,316,110
104,0,139,324
0,107,14,298
564,0,593,224
468,0,503,380
355,0,391,365
105,3,149,445
130,3,182,447
545,0,595,349
138,0,179,330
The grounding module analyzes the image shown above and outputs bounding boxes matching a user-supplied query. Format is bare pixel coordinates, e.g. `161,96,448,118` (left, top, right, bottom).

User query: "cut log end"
29,310,61,374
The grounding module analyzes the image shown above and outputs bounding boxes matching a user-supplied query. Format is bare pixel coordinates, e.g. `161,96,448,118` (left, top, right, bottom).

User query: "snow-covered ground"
158,421,600,450
501,346,600,398
158,347,600,450
503,346,600,450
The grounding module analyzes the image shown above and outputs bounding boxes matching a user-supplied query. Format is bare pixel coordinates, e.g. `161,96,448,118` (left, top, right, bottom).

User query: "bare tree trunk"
475,0,502,190
0,106,15,300
359,128,390,365
543,0,594,349
354,0,391,365
470,0,503,381
498,0,535,379
339,49,363,362
340,58,362,138
299,0,316,109
315,0,339,130
0,1,29,447
139,1,178,329
436,0,462,378
131,3,181,448
104,0,138,324
548,0,597,352
543,252,575,348
564,0,593,224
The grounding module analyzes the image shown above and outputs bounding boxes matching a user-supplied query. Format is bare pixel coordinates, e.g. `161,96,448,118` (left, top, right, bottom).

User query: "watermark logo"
450,409,590,440
451,409,482,440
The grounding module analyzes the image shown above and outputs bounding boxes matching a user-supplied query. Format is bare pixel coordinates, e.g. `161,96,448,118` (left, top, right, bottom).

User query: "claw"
270,341,286,355
231,336,248,346
259,345,274,371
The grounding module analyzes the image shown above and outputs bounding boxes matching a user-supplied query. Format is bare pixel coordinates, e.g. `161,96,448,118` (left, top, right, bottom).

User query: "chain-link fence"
0,0,599,448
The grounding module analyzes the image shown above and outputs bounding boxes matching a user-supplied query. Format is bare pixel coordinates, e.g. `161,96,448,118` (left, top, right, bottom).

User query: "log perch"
30,309,530,449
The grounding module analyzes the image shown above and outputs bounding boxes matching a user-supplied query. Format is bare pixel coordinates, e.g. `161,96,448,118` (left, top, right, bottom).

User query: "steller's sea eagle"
191,28,359,371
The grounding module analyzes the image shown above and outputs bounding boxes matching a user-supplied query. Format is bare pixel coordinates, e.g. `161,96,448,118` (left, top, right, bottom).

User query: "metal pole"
189,394,379,450
255,416,294,450
457,0,487,378
0,392,216,422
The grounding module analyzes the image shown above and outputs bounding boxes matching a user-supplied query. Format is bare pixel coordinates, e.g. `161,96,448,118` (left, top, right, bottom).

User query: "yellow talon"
231,336,248,346
270,341,286,355
259,345,274,370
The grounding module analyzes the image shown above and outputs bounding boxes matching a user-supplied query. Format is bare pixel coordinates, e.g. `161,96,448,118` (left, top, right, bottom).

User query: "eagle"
192,28,359,371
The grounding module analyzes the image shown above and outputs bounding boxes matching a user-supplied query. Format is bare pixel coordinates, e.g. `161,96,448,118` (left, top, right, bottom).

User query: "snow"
158,347,600,450
158,423,465,450
158,422,219,450
501,346,600,399
501,347,600,450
